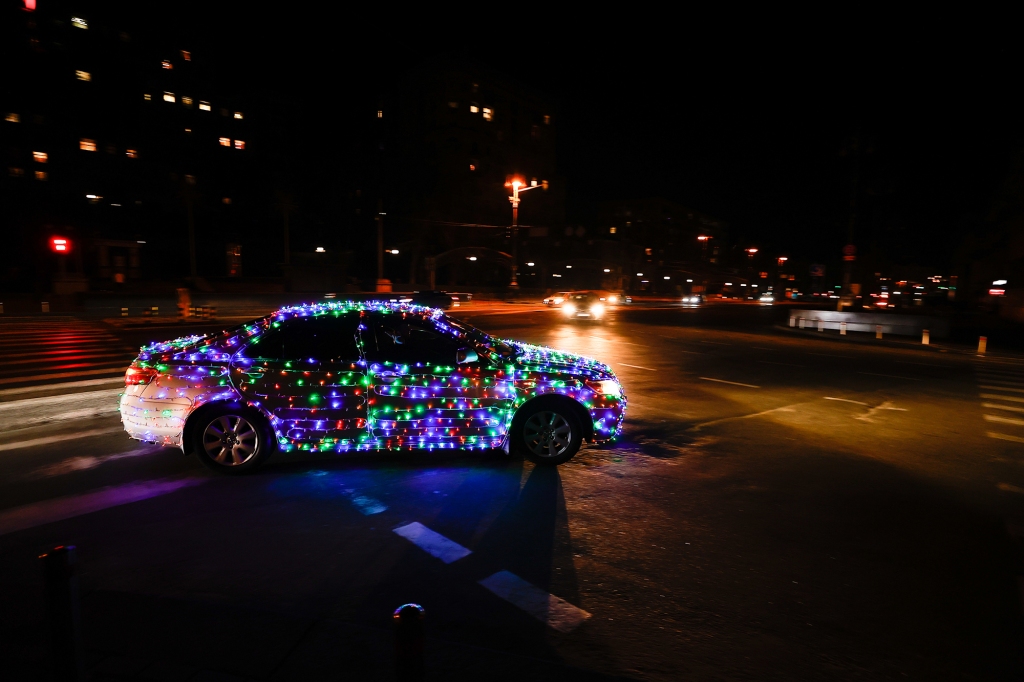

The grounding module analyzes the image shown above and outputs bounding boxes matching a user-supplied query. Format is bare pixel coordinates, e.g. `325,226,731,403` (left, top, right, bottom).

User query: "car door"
233,312,368,452
363,311,511,449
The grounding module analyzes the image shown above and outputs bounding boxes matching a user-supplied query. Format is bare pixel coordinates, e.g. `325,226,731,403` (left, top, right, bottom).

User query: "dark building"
1,0,253,294
348,64,564,289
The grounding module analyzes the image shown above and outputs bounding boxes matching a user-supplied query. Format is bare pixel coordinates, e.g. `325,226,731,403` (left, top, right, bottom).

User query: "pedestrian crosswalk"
0,321,135,389
977,362,1024,444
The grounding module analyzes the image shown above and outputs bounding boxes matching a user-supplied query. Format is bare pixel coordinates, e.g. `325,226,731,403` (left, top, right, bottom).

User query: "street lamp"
745,247,758,258
506,177,546,287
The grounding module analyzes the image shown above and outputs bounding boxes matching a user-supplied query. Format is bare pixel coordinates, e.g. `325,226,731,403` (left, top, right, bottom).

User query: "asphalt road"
1,304,1023,681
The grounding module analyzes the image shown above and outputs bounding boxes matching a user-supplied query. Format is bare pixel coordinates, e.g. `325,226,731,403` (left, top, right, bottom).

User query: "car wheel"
192,407,272,474
513,401,583,465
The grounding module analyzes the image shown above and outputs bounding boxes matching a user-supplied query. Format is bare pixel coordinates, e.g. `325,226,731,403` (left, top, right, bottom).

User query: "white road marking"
0,427,125,452
699,377,760,388
691,404,798,431
824,397,869,406
858,372,921,381
478,570,591,634
0,476,206,536
984,415,1024,426
980,394,1024,403
988,432,1024,444
0,389,121,412
856,401,907,422
0,367,126,386
619,363,657,371
0,377,124,398
393,522,471,564
980,386,1024,394
983,403,1024,413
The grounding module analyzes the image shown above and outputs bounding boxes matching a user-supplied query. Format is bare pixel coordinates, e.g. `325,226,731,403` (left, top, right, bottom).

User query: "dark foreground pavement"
1,304,1023,681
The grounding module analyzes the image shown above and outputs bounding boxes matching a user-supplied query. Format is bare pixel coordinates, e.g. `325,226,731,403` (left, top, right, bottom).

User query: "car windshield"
443,315,518,360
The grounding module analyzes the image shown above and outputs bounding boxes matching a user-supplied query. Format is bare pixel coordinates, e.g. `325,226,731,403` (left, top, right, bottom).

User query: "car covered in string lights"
119,301,626,473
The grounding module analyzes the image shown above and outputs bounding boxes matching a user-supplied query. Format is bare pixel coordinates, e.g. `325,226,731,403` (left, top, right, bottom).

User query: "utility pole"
505,178,546,288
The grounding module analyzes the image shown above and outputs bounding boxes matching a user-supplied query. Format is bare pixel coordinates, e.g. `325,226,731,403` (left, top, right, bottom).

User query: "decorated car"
119,301,626,473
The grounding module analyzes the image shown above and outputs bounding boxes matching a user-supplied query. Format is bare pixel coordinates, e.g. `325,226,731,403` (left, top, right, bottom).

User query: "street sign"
809,264,825,277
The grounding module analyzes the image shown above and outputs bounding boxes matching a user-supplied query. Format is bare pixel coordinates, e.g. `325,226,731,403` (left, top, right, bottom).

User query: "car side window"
245,314,361,363
368,314,463,367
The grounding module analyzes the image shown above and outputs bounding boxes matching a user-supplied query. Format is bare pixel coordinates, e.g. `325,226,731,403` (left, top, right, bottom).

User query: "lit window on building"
9,167,25,177
234,111,243,119
80,138,96,151
222,197,231,205
482,107,493,121
609,227,617,234
469,164,476,171
35,170,47,180
184,128,191,134
71,16,87,29
143,93,151,101
181,50,191,61
199,101,211,111
377,110,382,118
448,101,458,109
234,139,245,150
469,104,479,113
162,60,173,70
218,137,230,147
544,114,551,125
182,96,193,107
126,149,138,159
33,151,47,163
75,70,91,81
5,113,19,123
163,92,175,103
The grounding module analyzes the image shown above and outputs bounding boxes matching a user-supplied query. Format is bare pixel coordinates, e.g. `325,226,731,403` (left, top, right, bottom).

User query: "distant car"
561,292,606,321
119,301,627,472
759,293,774,305
543,291,572,306
399,290,454,309
681,294,703,307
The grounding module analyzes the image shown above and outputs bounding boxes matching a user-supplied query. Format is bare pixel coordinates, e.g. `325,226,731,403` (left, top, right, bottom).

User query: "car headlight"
608,295,618,303
563,303,577,316
591,303,605,316
586,379,622,398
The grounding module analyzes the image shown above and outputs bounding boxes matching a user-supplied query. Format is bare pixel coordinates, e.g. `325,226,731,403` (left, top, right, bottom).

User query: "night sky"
145,6,1021,272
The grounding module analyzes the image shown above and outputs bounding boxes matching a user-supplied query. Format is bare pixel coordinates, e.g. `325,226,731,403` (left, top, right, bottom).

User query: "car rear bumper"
119,386,192,447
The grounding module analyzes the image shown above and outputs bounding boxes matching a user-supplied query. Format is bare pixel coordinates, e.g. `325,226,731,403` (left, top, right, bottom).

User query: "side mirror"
456,347,478,364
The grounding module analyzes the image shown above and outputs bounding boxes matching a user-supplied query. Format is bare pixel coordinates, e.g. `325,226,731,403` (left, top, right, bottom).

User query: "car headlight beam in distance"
563,303,577,316
586,379,622,398
590,303,605,317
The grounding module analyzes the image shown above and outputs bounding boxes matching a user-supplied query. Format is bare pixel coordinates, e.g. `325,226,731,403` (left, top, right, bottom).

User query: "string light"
120,301,626,455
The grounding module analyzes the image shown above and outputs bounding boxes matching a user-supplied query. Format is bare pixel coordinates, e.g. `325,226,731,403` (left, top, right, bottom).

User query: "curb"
773,324,1024,360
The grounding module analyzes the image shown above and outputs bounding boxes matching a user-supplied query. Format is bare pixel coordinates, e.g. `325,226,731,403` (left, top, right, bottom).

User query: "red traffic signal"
50,237,70,253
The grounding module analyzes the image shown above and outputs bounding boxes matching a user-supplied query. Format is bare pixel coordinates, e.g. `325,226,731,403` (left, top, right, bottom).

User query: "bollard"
41,301,50,313
121,307,128,317
979,336,987,356
840,321,847,335
922,329,930,345
817,319,824,332
876,324,882,339
789,315,796,327
393,603,425,681
40,546,85,681
798,317,805,329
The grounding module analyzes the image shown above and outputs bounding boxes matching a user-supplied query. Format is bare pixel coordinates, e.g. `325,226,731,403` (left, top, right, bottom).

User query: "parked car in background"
681,294,703,307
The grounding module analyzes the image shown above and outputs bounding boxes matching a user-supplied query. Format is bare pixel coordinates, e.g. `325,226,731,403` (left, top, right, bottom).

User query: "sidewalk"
775,323,1024,361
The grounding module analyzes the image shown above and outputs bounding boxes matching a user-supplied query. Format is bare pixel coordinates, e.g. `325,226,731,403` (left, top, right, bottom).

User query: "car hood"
506,340,616,381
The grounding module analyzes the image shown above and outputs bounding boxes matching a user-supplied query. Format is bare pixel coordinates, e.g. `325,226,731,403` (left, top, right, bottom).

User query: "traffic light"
50,237,70,253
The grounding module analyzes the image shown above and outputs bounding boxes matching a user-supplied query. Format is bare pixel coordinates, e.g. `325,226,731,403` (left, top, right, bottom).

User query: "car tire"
192,405,273,475
511,400,584,466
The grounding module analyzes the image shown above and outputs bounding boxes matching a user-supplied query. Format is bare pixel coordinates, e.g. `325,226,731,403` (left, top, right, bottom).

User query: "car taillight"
125,367,158,386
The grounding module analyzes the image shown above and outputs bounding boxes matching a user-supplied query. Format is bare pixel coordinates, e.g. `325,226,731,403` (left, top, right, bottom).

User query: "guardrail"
789,310,950,338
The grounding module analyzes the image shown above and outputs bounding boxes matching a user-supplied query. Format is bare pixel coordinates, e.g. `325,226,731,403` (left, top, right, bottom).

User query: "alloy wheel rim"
202,415,258,466
523,411,572,458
